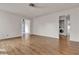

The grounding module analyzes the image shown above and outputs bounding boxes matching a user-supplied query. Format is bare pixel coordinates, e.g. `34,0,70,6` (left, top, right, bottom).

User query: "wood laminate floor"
0,35,79,55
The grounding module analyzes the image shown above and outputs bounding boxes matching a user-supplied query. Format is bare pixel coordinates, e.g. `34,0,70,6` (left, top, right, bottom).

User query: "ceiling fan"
28,3,53,8
29,3,36,7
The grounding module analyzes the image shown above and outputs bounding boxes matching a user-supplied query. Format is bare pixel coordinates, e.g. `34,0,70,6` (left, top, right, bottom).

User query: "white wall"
0,10,23,39
32,7,79,42
32,14,59,38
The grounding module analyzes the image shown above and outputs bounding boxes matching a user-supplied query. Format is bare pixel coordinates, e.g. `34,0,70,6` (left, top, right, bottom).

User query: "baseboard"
31,34,58,39
0,36,21,41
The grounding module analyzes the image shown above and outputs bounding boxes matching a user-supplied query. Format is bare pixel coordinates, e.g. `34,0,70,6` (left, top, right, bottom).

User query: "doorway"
21,19,30,40
59,15,70,48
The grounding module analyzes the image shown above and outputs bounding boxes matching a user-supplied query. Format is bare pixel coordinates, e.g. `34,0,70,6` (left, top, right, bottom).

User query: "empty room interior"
0,3,79,55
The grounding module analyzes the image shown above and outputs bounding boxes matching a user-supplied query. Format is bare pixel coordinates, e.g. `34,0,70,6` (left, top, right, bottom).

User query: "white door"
25,19,30,34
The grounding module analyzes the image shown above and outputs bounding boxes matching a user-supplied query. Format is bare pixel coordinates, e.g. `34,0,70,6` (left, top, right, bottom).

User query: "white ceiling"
0,3,79,19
